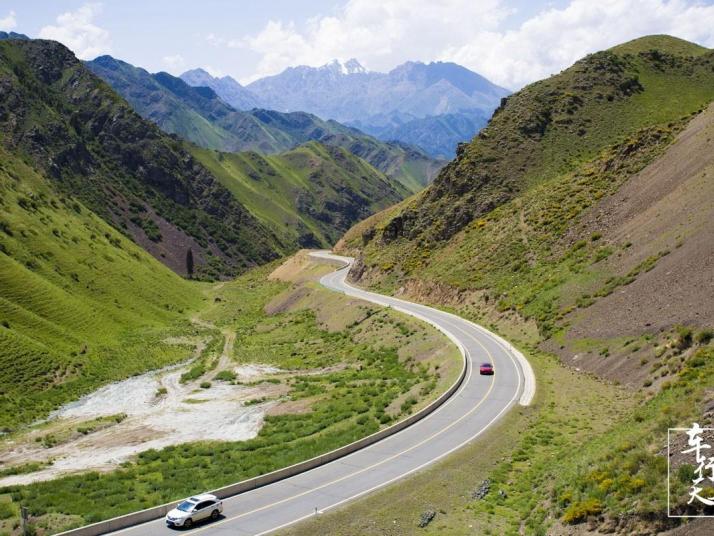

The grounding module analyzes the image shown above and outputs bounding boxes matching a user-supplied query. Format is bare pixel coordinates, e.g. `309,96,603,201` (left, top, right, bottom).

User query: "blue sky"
2,1,713,88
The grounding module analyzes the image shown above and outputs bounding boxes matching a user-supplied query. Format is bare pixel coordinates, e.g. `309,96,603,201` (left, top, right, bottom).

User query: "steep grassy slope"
334,36,714,532
342,36,714,371
0,145,204,429
87,56,442,191
0,39,284,279
191,142,407,248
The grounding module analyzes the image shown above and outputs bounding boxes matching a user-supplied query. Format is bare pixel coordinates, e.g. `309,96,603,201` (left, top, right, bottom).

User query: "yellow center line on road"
184,319,501,535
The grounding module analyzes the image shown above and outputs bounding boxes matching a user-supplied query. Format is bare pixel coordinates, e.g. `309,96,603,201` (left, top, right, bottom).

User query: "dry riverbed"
0,351,287,485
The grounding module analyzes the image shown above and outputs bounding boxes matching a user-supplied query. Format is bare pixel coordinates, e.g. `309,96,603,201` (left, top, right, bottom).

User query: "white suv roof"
187,494,218,502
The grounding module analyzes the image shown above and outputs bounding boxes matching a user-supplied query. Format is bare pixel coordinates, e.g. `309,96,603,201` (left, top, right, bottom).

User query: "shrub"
200,381,211,389
214,370,236,382
695,329,714,345
677,463,694,484
180,364,206,383
562,498,602,524
675,326,693,351
0,501,15,519
400,396,417,413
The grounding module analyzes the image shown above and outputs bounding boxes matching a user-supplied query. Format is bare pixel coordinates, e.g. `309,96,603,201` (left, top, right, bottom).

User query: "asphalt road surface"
109,252,533,536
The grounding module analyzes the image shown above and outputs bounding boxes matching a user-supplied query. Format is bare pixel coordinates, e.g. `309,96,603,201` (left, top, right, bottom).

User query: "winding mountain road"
107,252,534,536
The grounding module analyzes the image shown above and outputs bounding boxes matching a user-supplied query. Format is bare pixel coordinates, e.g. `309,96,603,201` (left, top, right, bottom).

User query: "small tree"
186,248,194,279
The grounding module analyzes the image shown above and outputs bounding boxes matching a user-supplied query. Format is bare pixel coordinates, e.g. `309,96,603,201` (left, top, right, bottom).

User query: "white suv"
165,493,223,529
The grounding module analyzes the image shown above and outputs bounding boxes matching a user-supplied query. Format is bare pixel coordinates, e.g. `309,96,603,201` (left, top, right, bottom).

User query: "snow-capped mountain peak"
343,58,366,74
321,58,367,75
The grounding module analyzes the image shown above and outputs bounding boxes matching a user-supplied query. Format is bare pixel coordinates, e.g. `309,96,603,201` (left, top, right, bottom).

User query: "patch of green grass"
179,364,207,384
213,370,236,382
0,462,51,479
76,414,127,435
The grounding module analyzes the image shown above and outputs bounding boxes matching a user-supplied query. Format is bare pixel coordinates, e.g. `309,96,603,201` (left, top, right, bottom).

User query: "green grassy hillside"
86,56,443,192
192,142,408,248
0,146,205,429
611,34,710,56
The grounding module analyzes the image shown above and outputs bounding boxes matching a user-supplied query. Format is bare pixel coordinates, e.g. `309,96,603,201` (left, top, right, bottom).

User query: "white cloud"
162,54,186,73
39,3,111,60
0,10,17,31
205,33,240,49
445,0,714,89
241,0,510,82
239,0,714,88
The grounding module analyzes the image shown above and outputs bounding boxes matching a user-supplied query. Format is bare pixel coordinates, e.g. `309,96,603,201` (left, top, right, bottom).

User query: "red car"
479,362,494,375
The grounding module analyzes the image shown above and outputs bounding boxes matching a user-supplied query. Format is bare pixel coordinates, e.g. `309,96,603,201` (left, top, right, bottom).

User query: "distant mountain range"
181,67,261,111
350,109,489,161
180,59,509,158
88,55,441,191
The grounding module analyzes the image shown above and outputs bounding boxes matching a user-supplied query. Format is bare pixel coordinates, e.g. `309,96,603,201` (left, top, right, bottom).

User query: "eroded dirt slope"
565,104,714,339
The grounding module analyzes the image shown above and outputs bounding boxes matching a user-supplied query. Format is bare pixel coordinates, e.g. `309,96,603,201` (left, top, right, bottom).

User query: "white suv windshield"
177,501,196,512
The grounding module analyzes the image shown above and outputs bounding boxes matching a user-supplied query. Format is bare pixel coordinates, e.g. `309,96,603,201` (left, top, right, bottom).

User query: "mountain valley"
0,19,713,536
